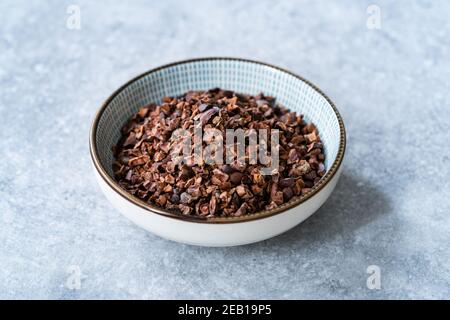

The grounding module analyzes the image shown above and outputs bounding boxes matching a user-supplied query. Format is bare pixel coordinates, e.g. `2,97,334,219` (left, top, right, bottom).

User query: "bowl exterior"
94,166,342,247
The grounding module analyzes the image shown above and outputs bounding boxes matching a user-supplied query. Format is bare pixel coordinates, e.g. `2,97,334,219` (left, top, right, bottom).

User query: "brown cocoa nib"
113,88,326,218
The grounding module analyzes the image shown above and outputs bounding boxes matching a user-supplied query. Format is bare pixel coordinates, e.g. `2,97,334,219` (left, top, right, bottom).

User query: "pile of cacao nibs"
113,88,326,217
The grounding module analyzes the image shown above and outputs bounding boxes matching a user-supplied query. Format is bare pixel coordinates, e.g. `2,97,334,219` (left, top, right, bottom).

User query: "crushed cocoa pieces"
113,88,326,218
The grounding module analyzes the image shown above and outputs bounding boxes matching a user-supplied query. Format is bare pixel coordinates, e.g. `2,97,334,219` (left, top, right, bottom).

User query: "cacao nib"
113,89,326,217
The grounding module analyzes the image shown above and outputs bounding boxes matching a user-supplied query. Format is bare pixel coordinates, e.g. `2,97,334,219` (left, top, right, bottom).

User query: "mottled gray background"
0,0,449,299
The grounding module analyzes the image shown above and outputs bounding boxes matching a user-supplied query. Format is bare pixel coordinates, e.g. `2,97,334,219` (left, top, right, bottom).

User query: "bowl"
89,57,346,246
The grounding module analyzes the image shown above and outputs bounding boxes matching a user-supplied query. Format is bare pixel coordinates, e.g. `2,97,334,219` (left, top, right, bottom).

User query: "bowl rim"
89,57,346,224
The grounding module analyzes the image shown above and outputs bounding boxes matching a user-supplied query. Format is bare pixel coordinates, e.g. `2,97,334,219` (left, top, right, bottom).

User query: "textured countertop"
1,0,449,299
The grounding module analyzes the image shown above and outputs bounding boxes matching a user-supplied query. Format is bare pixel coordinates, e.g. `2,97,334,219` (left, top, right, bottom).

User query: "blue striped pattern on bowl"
95,58,342,181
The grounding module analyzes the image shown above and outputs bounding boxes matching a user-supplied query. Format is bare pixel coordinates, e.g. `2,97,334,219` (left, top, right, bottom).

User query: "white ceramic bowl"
90,58,346,247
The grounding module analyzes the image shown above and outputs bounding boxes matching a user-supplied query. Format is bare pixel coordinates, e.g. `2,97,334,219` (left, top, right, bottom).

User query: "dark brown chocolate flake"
282,187,294,201
229,172,243,185
279,178,295,188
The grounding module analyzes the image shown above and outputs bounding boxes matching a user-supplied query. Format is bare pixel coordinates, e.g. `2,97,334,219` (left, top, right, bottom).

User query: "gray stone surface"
0,0,449,299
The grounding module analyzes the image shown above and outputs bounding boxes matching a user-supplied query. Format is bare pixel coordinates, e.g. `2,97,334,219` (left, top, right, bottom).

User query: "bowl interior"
93,58,343,210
